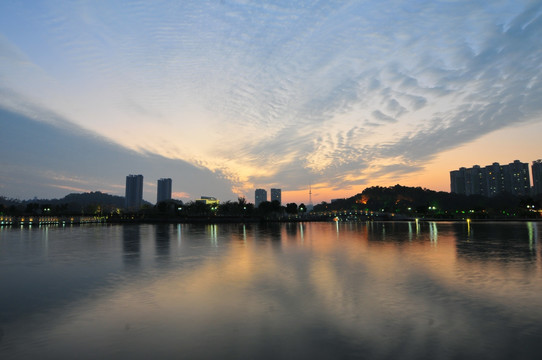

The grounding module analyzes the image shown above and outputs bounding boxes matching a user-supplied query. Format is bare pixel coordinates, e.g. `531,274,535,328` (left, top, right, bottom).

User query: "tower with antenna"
308,184,314,211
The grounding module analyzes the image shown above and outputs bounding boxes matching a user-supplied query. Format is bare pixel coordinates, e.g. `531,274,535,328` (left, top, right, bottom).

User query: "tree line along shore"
1,185,541,223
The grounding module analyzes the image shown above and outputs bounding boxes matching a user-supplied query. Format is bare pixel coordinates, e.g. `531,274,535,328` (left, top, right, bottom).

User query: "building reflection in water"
122,225,141,267
527,221,539,251
285,222,297,238
2,222,542,359
455,221,539,265
155,224,171,262
269,223,281,242
176,224,182,247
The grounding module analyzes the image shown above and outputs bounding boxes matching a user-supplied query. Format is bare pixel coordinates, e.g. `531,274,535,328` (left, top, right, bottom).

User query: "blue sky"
1,0,541,204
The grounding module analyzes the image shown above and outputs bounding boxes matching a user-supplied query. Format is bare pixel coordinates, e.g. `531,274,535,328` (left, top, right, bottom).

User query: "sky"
1,0,541,205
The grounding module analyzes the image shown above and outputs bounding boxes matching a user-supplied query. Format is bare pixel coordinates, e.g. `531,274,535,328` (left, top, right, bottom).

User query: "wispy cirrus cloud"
1,0,541,202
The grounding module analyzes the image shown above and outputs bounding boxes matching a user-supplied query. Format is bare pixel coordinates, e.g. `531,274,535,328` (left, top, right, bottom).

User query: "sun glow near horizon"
1,1,541,202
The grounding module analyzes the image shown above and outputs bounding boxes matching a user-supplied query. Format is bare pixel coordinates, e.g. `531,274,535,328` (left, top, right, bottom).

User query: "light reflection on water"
0,221,541,359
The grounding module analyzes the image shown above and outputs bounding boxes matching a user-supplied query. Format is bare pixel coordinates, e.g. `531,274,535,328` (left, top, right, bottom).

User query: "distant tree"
257,201,273,216
215,196,252,216
313,201,331,212
298,203,306,213
83,204,99,215
8,205,20,215
53,203,68,215
237,197,247,207
40,204,52,213
25,203,40,214
218,200,248,216
285,203,298,214
243,202,255,216
270,200,282,212
185,201,212,216
256,200,283,219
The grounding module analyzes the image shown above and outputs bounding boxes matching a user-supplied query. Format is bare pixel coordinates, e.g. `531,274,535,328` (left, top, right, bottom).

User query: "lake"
1,221,541,359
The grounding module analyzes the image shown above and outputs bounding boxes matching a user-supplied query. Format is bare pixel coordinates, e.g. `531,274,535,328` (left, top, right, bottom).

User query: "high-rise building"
307,185,314,211
464,165,485,196
450,168,466,194
255,189,267,208
270,188,281,204
125,174,143,209
450,160,531,197
450,166,486,196
532,160,542,196
485,162,505,197
157,178,172,204
505,160,530,196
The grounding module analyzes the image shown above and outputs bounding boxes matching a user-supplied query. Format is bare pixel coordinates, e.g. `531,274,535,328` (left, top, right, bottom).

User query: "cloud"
0,33,28,63
1,0,541,200
372,110,397,124
369,163,425,179
50,184,92,193
172,192,190,200
375,4,542,163
386,99,407,118
0,106,238,201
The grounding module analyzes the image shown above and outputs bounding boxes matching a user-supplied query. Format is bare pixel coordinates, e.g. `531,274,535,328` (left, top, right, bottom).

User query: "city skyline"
1,1,542,204
450,160,535,197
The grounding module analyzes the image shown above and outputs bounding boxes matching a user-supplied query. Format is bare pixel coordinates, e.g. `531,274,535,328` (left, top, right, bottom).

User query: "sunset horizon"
2,1,541,205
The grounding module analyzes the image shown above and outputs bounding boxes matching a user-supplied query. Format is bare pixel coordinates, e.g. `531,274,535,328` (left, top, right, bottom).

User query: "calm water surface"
1,221,541,359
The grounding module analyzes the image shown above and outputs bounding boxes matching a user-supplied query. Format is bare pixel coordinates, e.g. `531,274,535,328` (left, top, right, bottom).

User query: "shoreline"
2,215,541,227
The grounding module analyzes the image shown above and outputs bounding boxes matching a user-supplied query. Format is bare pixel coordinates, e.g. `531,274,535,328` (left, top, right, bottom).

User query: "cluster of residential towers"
450,160,542,197
125,175,171,209
125,175,283,210
254,188,282,208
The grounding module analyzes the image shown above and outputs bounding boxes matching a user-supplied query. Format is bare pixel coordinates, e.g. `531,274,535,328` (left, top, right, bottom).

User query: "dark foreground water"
1,221,541,359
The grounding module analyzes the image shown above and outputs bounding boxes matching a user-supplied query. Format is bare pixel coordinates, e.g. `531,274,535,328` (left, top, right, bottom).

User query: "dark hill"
1,192,152,215
313,185,540,219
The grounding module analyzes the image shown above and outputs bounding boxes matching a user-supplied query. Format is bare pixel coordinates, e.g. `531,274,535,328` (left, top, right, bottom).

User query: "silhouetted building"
157,178,172,203
450,168,466,194
451,166,487,195
255,189,267,208
485,162,505,197
465,165,485,196
532,160,542,195
506,160,530,196
196,196,219,205
450,160,531,197
125,174,143,209
271,188,281,204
